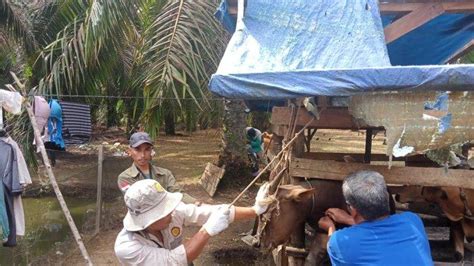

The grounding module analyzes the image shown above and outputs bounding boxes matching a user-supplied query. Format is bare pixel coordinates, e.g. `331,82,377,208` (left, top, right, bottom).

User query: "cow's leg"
387,188,396,215
450,221,465,261
305,233,330,266
462,219,474,243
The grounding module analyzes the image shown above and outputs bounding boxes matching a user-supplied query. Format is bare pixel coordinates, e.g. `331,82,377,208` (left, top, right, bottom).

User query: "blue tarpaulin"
209,0,474,100
383,15,474,65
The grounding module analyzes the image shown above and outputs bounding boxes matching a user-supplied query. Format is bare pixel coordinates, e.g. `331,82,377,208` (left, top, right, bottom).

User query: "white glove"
202,206,230,236
252,182,271,215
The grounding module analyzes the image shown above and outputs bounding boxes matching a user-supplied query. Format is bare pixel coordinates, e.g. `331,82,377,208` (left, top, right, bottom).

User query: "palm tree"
217,99,249,176
2,0,252,176
1,0,228,131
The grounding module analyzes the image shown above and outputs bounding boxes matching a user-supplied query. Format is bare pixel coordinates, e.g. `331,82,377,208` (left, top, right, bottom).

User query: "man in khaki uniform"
114,179,270,265
118,132,196,204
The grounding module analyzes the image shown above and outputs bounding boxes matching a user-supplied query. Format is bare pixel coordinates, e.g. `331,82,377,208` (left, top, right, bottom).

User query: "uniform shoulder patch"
119,181,131,192
171,226,181,237
154,182,164,192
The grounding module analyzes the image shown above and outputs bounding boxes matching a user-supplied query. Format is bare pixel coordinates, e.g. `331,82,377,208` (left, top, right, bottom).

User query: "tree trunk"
185,101,197,133
106,86,119,128
218,100,248,178
164,102,176,135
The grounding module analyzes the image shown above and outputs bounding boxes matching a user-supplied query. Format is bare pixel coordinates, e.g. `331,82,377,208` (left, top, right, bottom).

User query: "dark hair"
342,171,390,221
247,128,256,138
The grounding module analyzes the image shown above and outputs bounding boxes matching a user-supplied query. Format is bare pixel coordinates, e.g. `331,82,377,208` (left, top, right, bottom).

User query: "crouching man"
115,179,270,265
318,170,433,265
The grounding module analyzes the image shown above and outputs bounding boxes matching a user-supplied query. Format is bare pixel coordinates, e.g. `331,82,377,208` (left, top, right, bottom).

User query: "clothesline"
39,94,227,101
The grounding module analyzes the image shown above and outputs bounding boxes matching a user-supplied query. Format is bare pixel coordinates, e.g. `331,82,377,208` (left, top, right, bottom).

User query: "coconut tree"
217,99,249,178
31,0,228,136
2,0,252,176
1,0,228,133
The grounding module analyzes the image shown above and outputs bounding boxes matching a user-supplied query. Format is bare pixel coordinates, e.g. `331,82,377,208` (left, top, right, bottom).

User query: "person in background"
318,170,433,266
245,127,268,174
115,179,271,265
117,132,196,204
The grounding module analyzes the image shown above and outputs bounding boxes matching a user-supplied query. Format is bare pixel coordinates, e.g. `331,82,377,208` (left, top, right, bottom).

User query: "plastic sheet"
209,0,474,99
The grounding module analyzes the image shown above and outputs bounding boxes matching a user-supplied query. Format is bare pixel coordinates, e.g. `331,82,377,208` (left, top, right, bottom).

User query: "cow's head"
254,184,316,250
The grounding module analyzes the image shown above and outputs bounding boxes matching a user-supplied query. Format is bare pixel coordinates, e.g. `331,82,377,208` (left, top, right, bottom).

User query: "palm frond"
139,0,228,134
0,0,38,52
35,0,142,96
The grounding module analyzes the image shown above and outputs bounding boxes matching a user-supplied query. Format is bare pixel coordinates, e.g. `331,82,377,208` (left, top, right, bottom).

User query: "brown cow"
256,179,398,265
255,181,347,265
391,186,474,260
422,187,474,260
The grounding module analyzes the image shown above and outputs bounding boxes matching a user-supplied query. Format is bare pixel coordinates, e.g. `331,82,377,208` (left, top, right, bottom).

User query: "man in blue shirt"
318,170,433,265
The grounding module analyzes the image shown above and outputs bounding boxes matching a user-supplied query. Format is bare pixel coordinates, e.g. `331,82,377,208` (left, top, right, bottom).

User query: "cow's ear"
291,188,316,202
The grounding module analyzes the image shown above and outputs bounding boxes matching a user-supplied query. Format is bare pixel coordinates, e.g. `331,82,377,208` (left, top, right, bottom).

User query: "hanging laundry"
0,182,8,243
1,136,32,237
60,101,92,145
47,99,65,150
33,96,51,150
2,137,32,185
34,96,50,131
0,90,22,131
0,90,22,115
0,89,24,245
0,140,21,246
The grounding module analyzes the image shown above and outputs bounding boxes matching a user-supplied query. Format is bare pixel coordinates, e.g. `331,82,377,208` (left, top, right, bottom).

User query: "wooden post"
364,128,373,164
10,73,93,265
95,145,104,235
273,245,289,266
289,133,306,266
304,128,317,152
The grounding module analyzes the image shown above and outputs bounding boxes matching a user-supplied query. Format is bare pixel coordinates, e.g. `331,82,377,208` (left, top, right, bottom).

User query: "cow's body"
259,178,474,264
257,180,347,265
396,186,474,260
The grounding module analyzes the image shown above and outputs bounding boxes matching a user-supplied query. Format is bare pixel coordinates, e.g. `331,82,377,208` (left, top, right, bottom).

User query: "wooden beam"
384,3,445,44
290,158,474,189
381,2,474,14
302,152,393,161
271,107,381,130
226,2,474,20
301,152,429,162
446,40,474,63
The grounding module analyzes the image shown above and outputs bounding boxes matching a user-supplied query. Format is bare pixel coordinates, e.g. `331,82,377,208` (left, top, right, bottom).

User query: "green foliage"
1,0,228,167
0,0,38,52
460,50,474,64
0,41,15,84
29,0,227,134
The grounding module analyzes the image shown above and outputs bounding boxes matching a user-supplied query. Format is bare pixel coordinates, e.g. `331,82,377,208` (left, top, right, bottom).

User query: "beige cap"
123,179,182,231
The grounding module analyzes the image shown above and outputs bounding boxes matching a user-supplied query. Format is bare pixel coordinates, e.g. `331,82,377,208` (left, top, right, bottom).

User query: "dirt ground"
26,128,473,265
40,129,271,265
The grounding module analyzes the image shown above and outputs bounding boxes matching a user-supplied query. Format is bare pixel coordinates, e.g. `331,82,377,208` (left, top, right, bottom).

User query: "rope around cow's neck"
228,117,316,208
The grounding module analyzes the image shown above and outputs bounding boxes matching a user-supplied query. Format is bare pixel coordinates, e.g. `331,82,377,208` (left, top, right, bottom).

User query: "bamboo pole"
11,73,93,265
95,145,104,235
